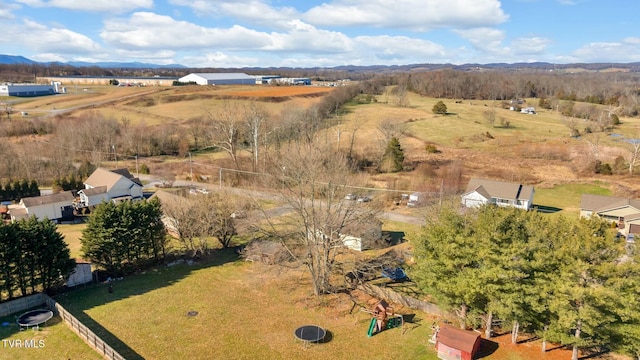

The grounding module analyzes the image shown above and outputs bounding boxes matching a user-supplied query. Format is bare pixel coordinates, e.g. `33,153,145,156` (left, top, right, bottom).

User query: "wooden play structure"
363,300,404,337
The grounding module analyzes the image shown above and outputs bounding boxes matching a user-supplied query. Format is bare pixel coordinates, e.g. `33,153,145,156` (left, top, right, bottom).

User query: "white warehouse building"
0,83,56,97
178,73,257,86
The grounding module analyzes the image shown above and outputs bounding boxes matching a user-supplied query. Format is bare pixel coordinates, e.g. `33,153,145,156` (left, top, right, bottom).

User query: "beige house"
461,178,535,210
580,194,640,236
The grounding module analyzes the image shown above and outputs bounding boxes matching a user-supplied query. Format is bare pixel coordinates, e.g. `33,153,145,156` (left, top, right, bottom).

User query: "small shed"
436,324,482,360
65,262,93,287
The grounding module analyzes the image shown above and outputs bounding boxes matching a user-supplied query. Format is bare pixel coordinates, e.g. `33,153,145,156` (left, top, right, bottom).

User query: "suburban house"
435,323,482,360
580,194,640,236
10,191,75,222
76,168,143,209
461,178,535,210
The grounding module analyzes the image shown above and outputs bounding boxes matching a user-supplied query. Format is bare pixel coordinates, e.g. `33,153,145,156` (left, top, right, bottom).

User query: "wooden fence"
42,294,126,360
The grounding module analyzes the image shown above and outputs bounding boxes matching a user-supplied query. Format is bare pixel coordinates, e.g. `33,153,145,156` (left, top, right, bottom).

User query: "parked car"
628,234,636,243
344,193,356,200
357,196,371,203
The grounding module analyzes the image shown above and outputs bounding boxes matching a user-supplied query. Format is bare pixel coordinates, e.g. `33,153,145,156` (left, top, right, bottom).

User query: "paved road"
140,174,425,226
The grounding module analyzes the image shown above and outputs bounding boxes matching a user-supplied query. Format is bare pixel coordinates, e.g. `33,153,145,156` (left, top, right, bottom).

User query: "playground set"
364,300,404,337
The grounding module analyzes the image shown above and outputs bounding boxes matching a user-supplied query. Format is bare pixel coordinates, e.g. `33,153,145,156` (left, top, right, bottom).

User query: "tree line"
412,205,640,360
0,179,39,202
0,217,76,301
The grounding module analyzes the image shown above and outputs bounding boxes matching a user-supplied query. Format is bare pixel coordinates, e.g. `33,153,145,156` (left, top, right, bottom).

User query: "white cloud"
101,12,272,50
454,27,506,54
303,0,508,31
571,39,640,62
510,37,551,55
0,19,101,54
0,1,18,19
354,35,447,63
169,0,298,28
101,13,353,54
15,0,152,13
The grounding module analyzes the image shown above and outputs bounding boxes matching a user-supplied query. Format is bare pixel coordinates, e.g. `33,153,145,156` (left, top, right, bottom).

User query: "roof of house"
21,191,75,207
580,194,640,213
84,168,142,191
437,324,481,354
463,178,534,201
80,186,107,196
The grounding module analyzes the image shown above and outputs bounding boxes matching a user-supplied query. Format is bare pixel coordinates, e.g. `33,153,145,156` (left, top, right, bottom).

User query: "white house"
76,168,143,208
177,73,256,86
580,194,640,237
10,191,75,222
461,178,535,210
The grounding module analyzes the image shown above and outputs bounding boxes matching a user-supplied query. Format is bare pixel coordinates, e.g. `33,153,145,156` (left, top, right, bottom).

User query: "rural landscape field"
1,69,640,360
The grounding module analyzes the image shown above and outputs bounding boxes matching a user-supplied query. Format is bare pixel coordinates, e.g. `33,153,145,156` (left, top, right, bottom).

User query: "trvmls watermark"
2,339,46,349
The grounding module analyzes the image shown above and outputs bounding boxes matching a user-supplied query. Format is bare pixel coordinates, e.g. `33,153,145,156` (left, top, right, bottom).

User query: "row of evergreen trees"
0,218,76,301
80,199,168,276
412,205,640,360
0,180,39,203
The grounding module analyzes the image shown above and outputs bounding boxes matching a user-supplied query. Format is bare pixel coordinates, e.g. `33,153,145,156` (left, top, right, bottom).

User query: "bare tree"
243,102,269,172
206,101,244,169
377,118,408,145
624,136,640,175
265,142,381,296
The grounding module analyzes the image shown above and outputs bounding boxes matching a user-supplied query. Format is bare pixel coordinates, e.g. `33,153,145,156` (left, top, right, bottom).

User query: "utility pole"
188,152,193,187
135,155,139,177
112,145,118,167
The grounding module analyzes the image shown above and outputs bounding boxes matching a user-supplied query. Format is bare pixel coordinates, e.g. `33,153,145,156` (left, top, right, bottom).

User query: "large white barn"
178,73,256,86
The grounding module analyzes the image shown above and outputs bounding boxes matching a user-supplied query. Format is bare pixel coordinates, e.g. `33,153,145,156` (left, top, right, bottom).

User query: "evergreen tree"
378,137,404,173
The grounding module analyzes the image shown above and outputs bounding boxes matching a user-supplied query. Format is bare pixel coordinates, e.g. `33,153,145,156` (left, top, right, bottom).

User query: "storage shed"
436,324,482,360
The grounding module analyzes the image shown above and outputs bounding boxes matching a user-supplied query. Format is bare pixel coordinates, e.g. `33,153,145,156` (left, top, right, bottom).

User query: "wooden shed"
436,324,482,360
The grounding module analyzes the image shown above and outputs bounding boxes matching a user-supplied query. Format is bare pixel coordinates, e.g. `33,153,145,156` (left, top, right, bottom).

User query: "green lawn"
55,250,439,360
0,312,102,360
534,182,612,215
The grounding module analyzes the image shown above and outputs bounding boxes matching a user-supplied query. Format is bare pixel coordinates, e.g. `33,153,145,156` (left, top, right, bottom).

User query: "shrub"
425,144,440,154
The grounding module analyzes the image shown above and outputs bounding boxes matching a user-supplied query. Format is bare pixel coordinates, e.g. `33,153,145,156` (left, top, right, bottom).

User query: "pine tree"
379,137,404,173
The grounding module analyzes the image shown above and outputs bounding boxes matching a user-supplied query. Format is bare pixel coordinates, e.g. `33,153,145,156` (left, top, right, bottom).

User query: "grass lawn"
0,312,102,360
55,250,439,360
534,182,612,215
57,223,87,261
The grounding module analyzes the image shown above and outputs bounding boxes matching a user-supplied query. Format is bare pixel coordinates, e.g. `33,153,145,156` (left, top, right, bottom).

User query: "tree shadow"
534,205,563,213
475,338,499,359
382,230,406,246
50,247,240,359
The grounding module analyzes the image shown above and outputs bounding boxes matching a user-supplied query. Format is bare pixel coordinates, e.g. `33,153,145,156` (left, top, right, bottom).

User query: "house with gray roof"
461,178,535,210
11,191,75,222
580,194,640,236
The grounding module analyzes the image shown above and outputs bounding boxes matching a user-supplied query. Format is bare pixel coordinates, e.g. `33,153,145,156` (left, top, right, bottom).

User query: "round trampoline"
294,325,326,345
17,309,53,330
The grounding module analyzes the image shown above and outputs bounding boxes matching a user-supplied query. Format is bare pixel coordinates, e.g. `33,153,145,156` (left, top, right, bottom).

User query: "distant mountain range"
0,54,185,69
2,54,640,73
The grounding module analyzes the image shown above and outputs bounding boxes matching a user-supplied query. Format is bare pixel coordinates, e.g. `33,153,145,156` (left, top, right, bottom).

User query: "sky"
0,0,639,68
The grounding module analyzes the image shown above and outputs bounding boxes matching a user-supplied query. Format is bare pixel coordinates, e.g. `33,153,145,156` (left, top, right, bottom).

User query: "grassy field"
57,223,87,261
534,182,613,215
0,312,102,360
55,251,439,360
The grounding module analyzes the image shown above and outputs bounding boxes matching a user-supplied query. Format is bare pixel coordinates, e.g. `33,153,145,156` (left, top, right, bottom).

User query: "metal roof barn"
178,73,256,85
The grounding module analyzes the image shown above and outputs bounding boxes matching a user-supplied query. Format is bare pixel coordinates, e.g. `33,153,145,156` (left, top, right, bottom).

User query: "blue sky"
0,0,638,67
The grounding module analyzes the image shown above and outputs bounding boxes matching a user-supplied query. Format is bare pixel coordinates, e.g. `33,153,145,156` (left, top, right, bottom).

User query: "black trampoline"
294,325,326,346
17,309,53,330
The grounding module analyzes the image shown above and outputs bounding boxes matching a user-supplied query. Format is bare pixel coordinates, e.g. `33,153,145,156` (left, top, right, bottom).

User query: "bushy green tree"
81,199,167,276
432,100,448,115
